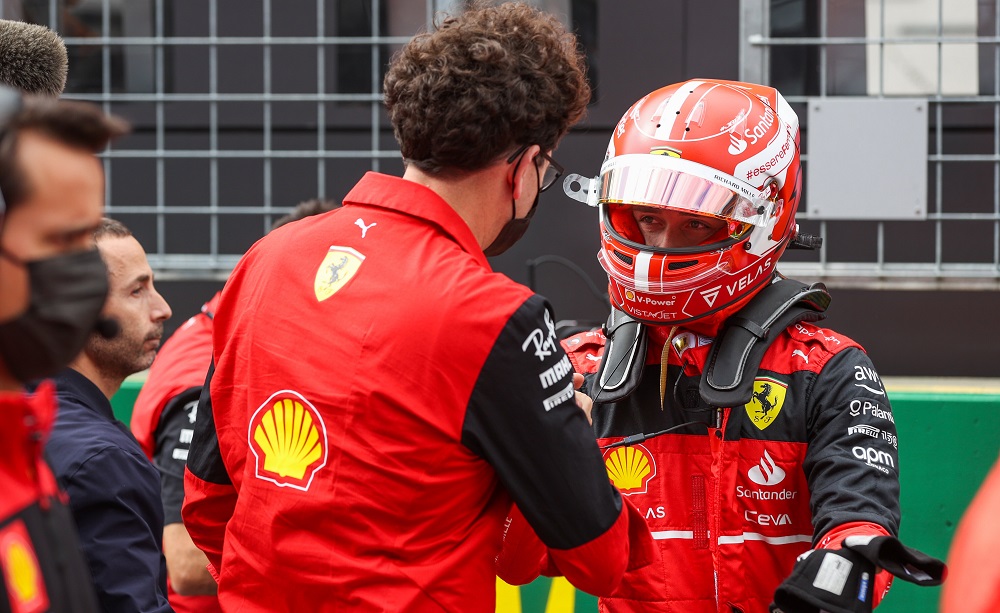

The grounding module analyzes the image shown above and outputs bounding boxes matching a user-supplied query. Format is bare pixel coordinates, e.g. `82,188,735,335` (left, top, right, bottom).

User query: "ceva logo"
748,449,786,486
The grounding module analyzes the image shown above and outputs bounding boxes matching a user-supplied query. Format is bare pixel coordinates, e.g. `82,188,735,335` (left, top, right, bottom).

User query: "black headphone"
0,85,24,221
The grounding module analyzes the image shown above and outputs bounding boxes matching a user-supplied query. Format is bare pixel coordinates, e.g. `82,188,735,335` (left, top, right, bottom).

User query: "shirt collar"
54,367,116,421
342,172,490,269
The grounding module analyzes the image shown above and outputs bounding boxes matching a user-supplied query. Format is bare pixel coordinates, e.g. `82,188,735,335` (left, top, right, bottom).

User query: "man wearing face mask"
182,4,657,611
0,87,128,612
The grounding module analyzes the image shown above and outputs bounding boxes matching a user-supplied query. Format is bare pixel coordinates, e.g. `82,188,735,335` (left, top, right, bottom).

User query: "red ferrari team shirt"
184,172,653,612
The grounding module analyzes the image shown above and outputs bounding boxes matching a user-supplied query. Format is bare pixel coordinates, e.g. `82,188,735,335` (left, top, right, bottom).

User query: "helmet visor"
599,154,772,228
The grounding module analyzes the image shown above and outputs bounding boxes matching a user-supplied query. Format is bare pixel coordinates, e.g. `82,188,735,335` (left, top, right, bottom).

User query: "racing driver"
498,79,908,612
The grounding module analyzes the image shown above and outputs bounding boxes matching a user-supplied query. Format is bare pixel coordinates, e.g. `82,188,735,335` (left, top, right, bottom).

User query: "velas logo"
314,246,365,302
748,449,786,486
700,285,721,307
0,520,48,613
604,444,656,496
249,390,328,491
745,376,787,430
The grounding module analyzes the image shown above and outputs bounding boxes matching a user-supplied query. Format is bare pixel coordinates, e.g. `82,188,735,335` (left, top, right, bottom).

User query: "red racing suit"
131,293,223,613
0,384,100,612
183,172,656,612
499,321,900,612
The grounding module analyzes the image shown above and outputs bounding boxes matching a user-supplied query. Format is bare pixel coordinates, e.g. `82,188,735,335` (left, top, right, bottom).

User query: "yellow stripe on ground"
496,578,522,613
885,377,1000,395
545,576,576,612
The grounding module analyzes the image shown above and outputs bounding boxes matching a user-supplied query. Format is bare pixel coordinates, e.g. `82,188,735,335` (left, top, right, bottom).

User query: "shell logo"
248,390,328,491
603,443,656,496
0,520,48,613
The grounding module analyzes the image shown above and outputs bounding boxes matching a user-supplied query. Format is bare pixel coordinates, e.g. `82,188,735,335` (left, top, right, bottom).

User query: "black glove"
770,535,946,613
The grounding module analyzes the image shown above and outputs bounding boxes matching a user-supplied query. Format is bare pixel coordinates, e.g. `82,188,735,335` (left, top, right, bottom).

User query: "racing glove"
770,535,946,613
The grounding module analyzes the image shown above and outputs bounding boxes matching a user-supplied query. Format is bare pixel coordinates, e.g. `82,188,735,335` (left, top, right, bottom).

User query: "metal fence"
743,0,1000,289
1,0,452,279
4,0,1000,289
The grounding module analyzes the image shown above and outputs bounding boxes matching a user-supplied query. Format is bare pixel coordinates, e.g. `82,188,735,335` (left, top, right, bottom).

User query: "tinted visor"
599,154,771,228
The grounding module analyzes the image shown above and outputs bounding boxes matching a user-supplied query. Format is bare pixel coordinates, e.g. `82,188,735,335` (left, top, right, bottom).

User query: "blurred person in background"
130,198,337,613
0,87,127,612
941,453,1000,613
497,79,945,613
40,218,173,612
182,2,657,611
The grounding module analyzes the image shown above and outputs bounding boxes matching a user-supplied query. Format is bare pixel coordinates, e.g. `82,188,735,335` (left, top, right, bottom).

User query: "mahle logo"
604,444,656,496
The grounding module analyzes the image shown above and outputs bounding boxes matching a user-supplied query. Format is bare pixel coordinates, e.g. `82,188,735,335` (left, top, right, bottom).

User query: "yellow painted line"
545,576,576,612
885,377,1000,395
496,578,522,613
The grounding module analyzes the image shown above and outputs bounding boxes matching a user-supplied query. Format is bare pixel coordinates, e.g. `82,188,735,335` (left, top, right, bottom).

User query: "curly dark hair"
384,1,590,175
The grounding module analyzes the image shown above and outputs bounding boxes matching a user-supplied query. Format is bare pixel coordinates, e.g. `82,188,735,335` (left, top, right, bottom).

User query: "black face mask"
484,165,540,257
0,247,110,383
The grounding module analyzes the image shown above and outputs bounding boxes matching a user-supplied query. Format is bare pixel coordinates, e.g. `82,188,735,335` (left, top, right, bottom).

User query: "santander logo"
748,449,786,486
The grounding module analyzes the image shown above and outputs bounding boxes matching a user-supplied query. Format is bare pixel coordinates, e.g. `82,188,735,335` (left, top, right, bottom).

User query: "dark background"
46,0,999,376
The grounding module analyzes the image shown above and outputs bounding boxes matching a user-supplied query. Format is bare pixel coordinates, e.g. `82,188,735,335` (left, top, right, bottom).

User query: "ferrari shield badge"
314,246,365,302
744,376,787,431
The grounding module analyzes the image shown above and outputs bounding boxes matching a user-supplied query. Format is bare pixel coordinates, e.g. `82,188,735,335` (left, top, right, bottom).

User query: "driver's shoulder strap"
699,278,831,407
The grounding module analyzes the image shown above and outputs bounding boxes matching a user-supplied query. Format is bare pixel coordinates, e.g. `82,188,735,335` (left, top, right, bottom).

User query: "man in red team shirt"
182,3,657,611
130,198,335,613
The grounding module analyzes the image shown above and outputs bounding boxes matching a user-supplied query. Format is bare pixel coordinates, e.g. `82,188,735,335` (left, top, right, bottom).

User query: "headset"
0,84,24,222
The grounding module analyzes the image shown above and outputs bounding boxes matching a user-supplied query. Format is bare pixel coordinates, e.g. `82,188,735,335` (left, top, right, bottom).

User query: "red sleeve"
941,456,1000,613
497,498,658,597
496,504,549,586
182,466,237,577
817,521,893,607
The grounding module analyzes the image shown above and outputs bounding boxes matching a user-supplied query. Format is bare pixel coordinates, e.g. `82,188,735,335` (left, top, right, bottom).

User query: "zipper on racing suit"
707,405,728,612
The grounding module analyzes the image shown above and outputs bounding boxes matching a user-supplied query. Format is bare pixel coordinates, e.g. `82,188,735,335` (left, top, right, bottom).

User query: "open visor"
595,154,772,228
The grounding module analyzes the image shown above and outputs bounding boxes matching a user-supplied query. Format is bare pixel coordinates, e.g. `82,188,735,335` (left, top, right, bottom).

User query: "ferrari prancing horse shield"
745,376,787,430
314,246,365,302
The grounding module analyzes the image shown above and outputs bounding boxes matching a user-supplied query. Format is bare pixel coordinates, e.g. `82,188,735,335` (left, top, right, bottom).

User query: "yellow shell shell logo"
745,376,787,431
314,246,365,302
6,542,38,603
249,391,328,490
604,444,656,496
0,522,47,611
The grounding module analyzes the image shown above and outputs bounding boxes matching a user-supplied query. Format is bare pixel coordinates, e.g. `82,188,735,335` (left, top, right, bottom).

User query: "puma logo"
355,218,377,238
792,347,815,363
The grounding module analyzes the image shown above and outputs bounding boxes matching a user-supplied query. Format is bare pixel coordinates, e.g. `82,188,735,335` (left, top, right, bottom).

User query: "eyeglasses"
507,144,564,192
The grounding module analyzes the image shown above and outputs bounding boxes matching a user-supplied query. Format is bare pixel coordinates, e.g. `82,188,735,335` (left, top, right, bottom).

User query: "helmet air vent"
612,249,634,266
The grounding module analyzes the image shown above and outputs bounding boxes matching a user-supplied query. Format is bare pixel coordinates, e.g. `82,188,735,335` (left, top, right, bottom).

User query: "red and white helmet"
565,79,802,326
